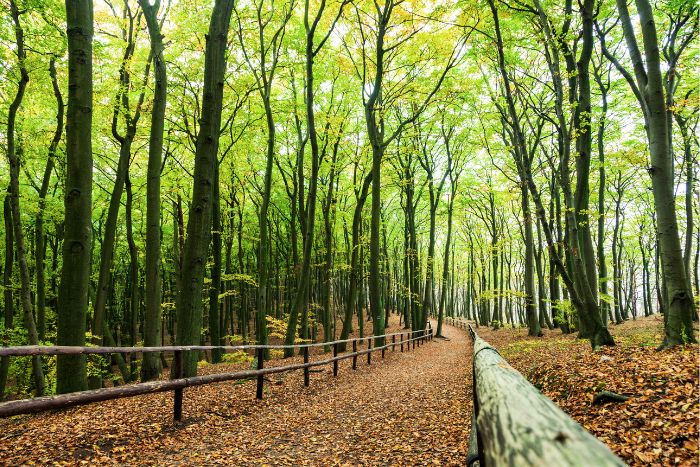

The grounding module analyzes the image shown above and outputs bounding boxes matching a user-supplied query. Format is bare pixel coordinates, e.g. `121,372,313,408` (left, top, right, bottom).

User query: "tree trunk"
174,0,234,377
209,163,222,363
522,187,541,337
6,0,45,395
0,195,15,398
339,174,371,350
140,0,166,381
35,59,64,342
615,0,695,346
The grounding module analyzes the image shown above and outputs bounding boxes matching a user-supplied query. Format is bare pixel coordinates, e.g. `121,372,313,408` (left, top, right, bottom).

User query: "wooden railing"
0,326,433,421
445,316,470,330
466,325,625,466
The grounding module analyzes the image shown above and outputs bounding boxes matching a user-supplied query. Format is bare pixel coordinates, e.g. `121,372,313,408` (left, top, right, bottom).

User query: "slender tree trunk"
522,187,541,337
594,60,611,326
92,7,147,369
140,0,166,381
284,1,334,355
124,174,139,381
209,163,222,363
339,174,371,350
612,182,624,324
175,0,234,376
6,0,45,395
35,59,64,342
437,194,454,337
0,195,14,398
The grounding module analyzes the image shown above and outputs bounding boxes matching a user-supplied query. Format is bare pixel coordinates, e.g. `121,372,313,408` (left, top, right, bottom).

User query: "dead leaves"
0,319,470,465
478,316,699,467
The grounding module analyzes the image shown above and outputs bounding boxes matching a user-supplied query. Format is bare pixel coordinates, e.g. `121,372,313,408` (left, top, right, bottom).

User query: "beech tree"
56,0,93,394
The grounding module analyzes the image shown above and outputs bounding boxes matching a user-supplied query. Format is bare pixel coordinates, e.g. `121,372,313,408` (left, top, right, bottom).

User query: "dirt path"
0,322,472,465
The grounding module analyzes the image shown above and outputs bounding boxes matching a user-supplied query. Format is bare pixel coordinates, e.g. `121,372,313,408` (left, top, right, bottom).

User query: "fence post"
352,339,357,370
382,340,386,359
413,332,416,351
333,343,338,377
173,350,183,422
303,346,310,387
367,338,372,365
392,334,396,351
400,333,404,352
256,347,264,399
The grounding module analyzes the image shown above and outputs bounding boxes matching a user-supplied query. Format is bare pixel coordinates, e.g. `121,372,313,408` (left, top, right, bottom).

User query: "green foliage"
221,350,254,365
0,326,58,397
266,315,311,343
552,299,578,332
83,332,111,382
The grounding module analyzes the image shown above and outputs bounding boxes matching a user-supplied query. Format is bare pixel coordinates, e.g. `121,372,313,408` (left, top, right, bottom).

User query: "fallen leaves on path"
3,315,692,466
0,319,470,465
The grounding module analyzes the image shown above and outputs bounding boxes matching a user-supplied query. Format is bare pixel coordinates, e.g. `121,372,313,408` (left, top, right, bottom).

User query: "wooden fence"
466,324,625,466
0,327,433,421
445,316,470,330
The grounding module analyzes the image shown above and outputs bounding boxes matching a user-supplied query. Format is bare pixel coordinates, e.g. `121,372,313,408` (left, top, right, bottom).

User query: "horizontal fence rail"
445,317,470,330
466,325,625,467
0,326,433,421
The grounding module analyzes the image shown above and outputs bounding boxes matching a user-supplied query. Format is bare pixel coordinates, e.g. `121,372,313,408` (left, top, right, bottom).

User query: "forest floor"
475,315,699,467
0,315,696,466
0,317,471,465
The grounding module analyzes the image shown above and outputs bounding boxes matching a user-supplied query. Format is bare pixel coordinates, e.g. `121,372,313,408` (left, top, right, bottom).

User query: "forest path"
0,321,471,465
151,320,472,465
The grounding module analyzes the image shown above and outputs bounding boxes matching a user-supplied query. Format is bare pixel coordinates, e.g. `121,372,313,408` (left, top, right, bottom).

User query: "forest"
0,0,697,407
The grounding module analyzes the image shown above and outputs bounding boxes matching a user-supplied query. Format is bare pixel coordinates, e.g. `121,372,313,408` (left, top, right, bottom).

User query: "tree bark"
615,0,695,346
6,0,45,395
139,0,166,381
175,0,234,377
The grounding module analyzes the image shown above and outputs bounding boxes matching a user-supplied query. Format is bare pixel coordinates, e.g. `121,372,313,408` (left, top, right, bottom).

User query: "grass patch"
615,327,663,348
500,337,576,359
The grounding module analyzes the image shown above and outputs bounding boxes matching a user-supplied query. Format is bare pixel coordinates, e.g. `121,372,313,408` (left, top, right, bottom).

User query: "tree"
175,0,235,377
139,0,167,381
436,112,465,337
603,0,696,346
284,0,349,356
56,0,93,394
236,0,294,355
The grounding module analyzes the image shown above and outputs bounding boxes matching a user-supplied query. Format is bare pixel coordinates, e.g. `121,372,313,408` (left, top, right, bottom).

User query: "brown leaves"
0,319,471,465
478,316,699,467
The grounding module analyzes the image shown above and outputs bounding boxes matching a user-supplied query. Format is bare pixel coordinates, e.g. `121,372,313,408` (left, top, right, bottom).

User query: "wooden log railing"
0,327,433,421
466,325,625,466
445,316,470,330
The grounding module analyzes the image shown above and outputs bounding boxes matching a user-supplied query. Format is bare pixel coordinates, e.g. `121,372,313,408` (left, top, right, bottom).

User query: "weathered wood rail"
466,325,625,466
0,327,433,421
445,316,470,330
